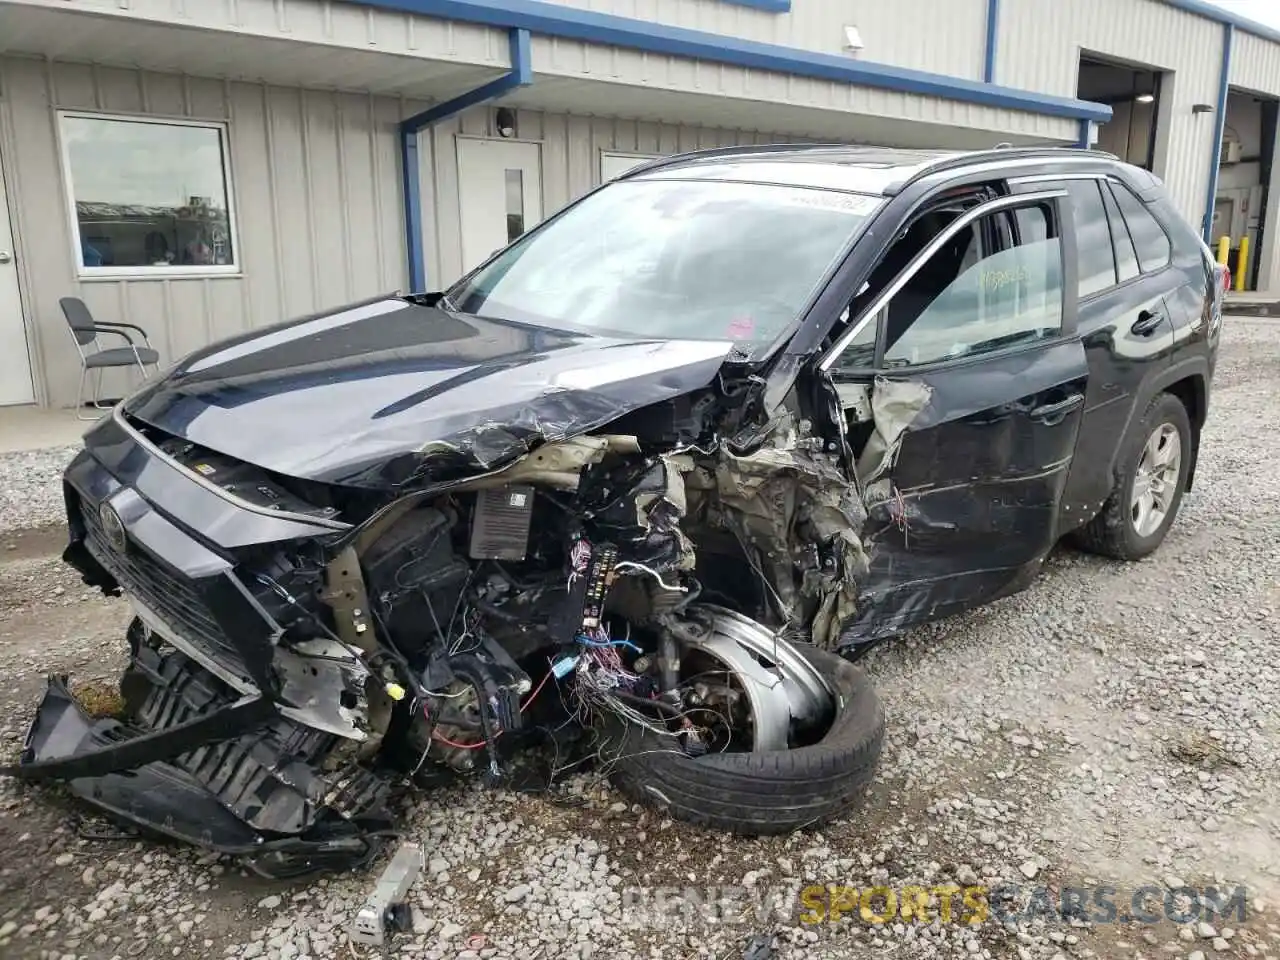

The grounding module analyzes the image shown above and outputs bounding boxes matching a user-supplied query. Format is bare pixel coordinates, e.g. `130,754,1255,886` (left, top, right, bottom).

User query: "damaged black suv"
11,146,1223,877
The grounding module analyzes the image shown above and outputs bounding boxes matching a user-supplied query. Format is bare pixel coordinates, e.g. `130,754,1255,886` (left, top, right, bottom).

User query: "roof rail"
882,146,1125,194
618,143,1128,193
618,143,852,178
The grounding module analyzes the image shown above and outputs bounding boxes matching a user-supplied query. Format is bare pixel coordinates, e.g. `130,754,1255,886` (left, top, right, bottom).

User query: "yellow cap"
384,682,406,701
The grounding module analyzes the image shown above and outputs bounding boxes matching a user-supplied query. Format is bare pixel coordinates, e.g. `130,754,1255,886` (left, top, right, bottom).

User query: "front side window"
874,204,1064,368
448,178,880,351
60,114,237,275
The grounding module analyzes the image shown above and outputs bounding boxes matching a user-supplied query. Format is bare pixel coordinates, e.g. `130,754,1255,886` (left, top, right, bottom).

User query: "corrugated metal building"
0,0,1275,408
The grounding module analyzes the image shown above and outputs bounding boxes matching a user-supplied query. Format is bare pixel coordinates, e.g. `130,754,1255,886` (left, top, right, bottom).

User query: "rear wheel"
1072,392,1192,560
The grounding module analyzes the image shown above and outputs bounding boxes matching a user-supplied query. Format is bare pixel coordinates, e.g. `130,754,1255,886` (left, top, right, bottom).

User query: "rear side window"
1061,180,1117,297
1101,185,1142,283
1109,182,1172,273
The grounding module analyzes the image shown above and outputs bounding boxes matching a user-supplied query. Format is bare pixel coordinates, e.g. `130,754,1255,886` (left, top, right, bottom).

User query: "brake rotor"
672,605,835,752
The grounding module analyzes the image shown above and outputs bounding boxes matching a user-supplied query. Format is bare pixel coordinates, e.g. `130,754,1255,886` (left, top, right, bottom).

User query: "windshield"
447,177,880,351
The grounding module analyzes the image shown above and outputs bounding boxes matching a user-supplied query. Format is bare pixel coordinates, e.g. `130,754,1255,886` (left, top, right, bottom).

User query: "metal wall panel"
5,0,510,71
0,55,412,407
998,0,1222,225
1231,30,1280,97
527,36,1076,143
1229,31,1280,292
530,0,988,79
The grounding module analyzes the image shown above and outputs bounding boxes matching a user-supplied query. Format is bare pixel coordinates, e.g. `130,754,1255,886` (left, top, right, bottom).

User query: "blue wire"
575,634,643,655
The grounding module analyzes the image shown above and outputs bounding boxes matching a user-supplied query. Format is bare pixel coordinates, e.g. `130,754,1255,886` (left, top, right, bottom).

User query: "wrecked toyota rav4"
9,146,1222,877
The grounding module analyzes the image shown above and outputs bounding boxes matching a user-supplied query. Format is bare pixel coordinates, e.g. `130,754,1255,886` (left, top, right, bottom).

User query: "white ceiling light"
843,26,864,52
1136,93,1156,103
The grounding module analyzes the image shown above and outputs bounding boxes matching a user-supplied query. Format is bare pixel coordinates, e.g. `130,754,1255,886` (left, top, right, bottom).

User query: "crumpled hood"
124,297,734,489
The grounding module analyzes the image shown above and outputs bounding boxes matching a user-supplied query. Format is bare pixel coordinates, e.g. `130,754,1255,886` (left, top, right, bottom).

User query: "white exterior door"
0,149,35,406
456,137,542,275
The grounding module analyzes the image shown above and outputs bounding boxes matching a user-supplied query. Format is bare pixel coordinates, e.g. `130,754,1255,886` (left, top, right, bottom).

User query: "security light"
843,26,864,52
495,107,517,138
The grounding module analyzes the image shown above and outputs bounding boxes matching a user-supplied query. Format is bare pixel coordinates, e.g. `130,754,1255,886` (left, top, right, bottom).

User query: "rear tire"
1072,392,1192,560
598,647,885,835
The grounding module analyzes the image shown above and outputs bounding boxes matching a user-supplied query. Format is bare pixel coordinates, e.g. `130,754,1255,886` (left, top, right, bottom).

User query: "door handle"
0,251,12,264
1131,310,1165,336
1029,394,1084,424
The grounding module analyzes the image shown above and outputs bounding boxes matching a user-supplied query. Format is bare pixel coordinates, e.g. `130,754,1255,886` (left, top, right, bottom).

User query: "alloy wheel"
1130,422,1182,538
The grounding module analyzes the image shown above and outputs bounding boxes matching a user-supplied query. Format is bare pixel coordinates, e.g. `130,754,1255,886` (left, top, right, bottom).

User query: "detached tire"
599,647,885,835
1072,391,1193,561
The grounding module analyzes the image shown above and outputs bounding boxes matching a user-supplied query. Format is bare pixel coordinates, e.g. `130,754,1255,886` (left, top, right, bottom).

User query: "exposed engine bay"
7,365,884,878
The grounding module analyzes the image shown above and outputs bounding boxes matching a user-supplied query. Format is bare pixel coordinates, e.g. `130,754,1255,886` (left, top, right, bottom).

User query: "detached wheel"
1073,392,1192,560
598,647,885,835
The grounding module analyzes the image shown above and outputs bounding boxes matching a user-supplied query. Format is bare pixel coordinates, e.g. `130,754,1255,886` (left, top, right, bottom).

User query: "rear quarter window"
1101,185,1142,283
1109,182,1172,273
1061,180,1118,297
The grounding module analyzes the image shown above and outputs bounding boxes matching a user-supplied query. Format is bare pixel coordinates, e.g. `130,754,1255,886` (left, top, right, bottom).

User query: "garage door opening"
1213,89,1278,292
1077,54,1163,171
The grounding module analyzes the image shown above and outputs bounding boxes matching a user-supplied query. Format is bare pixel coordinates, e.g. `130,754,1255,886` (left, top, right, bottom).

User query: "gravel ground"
0,444,83,531
1,319,1278,960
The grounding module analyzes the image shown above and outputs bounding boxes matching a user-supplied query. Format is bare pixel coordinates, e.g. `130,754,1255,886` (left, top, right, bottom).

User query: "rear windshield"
447,178,881,352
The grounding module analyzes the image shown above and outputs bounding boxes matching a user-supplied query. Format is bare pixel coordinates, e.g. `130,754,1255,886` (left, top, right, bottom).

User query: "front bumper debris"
6,640,394,878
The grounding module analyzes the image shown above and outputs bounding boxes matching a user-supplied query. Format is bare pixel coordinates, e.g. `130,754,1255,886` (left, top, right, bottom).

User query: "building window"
59,113,238,276
505,168,526,242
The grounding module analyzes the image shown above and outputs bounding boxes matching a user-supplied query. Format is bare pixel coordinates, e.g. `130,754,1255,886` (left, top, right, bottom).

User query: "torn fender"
691,418,869,649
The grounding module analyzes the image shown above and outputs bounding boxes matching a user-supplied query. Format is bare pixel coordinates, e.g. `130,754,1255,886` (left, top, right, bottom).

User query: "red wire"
520,667,555,713
422,666,556,751
431,730,489,750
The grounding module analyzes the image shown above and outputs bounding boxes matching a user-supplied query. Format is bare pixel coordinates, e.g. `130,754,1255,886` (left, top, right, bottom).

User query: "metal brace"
321,545,375,653
348,842,424,949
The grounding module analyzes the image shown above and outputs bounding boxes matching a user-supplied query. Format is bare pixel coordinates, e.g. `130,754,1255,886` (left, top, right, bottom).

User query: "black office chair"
60,296,161,420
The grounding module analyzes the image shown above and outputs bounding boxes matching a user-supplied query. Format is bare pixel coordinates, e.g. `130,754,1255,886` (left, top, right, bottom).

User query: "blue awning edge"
352,0,1112,124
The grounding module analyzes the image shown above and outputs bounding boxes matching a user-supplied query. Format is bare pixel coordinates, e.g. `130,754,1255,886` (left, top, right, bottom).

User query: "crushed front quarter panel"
690,417,869,648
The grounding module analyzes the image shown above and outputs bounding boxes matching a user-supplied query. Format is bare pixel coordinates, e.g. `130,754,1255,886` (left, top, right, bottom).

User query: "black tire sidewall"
598,646,885,834
1115,394,1192,557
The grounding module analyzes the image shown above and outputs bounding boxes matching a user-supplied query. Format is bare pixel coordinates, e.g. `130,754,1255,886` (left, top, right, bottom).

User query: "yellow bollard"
1217,235,1231,265
1236,235,1249,290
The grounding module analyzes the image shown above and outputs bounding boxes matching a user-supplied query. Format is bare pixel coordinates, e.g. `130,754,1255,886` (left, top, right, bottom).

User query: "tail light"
1222,265,1232,292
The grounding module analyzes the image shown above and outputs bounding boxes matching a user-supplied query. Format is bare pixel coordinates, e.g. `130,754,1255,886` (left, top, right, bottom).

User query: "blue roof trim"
1161,0,1280,45
402,29,531,131
401,27,533,289
1076,118,1091,149
983,0,999,84
347,0,1112,123
1204,23,1233,242
722,0,790,10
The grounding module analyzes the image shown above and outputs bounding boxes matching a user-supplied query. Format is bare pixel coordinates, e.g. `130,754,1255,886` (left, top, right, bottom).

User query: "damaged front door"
821,189,1089,647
